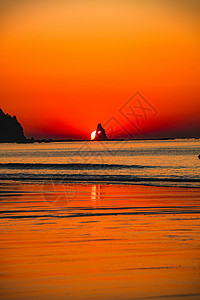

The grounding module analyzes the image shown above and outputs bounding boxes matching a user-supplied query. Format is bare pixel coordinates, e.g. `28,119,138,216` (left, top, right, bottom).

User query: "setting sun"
91,130,96,140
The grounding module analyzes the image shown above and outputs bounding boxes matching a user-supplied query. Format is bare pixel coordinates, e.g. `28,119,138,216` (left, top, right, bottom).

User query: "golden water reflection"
0,183,200,300
91,184,101,201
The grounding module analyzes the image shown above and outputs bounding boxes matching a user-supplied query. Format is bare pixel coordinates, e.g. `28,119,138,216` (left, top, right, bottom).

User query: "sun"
91,130,96,140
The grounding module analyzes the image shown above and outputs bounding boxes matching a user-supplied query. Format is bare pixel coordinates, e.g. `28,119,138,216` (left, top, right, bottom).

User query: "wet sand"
0,182,200,299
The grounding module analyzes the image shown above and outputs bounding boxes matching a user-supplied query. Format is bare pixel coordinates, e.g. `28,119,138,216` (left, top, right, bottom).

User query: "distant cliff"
0,108,27,142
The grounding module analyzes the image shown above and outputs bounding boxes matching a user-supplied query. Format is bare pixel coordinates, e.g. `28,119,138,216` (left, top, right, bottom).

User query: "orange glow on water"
0,182,200,299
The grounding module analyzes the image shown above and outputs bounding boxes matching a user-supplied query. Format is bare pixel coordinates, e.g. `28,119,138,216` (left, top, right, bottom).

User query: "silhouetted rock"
0,108,27,142
93,123,108,141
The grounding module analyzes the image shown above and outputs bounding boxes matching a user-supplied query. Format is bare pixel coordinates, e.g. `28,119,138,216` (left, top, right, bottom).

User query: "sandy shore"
0,182,200,299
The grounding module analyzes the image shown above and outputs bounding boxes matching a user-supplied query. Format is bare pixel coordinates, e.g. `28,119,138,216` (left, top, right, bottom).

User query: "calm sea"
0,139,199,187
1,140,200,300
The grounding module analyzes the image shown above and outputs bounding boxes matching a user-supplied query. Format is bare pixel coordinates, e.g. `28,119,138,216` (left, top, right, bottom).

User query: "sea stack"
93,123,108,141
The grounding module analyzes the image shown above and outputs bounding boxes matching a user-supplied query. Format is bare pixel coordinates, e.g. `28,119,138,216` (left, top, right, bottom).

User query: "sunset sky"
0,0,199,139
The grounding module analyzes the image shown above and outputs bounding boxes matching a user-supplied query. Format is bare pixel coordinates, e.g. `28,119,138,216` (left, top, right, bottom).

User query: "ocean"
0,140,200,300
0,139,199,187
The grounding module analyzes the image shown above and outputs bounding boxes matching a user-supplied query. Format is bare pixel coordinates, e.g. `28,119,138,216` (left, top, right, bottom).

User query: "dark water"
0,140,199,187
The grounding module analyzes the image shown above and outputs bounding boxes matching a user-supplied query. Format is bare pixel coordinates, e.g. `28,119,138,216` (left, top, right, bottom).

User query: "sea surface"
0,139,199,187
0,140,200,299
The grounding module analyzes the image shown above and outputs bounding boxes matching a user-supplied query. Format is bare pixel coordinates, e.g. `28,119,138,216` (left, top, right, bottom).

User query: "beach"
0,182,200,300
0,140,200,299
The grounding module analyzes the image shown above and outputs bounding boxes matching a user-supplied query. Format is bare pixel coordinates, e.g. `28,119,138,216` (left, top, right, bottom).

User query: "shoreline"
0,137,199,144
1,178,200,189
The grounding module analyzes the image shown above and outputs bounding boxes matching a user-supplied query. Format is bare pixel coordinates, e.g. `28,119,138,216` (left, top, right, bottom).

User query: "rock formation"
93,123,108,141
0,108,27,142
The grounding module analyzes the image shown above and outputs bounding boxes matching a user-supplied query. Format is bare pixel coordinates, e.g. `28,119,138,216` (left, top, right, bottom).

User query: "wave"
1,210,200,220
0,163,152,170
0,173,199,186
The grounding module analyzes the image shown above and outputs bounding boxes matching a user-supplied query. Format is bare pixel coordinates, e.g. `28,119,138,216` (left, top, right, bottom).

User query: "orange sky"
0,0,199,139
